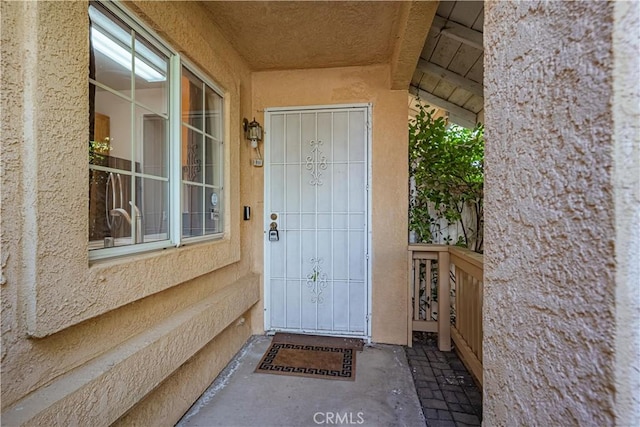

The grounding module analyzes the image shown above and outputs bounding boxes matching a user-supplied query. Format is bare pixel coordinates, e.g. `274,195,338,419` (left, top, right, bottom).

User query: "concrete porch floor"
176,335,426,427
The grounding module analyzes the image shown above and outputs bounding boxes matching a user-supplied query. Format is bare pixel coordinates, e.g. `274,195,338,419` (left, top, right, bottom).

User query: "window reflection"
205,86,222,139
180,66,224,238
181,68,204,130
88,3,170,250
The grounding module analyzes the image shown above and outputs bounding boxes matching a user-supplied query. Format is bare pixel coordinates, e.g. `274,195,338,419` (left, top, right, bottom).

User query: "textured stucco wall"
200,1,403,71
613,1,640,425
483,1,636,425
1,1,260,424
389,1,437,90
251,65,409,345
1,0,247,339
112,315,253,426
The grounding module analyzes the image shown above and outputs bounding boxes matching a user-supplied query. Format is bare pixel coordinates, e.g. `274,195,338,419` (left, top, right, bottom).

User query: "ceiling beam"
390,1,438,90
430,15,483,51
409,85,477,129
417,59,484,98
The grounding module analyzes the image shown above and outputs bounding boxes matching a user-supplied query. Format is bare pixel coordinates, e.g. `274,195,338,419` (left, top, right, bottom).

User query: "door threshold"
266,329,370,342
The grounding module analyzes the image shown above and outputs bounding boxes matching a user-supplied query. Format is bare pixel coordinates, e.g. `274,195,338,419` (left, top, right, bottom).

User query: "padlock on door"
268,222,279,242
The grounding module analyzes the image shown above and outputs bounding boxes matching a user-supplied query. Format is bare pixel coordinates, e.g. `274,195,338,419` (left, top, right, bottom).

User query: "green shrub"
409,104,484,253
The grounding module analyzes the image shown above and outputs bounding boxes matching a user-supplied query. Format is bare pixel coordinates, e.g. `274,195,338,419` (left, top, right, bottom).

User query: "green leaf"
408,103,484,251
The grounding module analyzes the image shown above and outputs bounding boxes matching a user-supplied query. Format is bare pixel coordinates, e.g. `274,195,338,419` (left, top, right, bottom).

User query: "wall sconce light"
243,117,264,167
243,117,263,148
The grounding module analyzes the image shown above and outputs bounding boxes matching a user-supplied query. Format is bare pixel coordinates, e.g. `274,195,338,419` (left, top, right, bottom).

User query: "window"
181,68,224,239
88,1,224,260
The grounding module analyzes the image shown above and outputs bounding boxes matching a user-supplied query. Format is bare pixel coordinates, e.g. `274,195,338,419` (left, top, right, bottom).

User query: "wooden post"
455,265,460,330
407,249,413,347
438,250,451,351
425,260,432,319
414,259,421,321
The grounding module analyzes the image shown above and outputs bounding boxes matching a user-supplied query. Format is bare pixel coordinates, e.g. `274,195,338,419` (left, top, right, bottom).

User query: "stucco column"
612,2,640,424
484,1,639,425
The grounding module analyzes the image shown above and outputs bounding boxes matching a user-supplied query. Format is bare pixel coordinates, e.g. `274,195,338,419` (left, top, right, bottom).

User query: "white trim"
179,59,226,241
263,111,272,331
181,180,221,189
263,104,373,339
89,2,228,260
129,29,138,255
98,1,173,58
98,0,171,57
169,54,182,248
89,79,133,101
265,103,370,113
89,239,172,261
268,328,371,341
90,1,178,260
330,112,335,332
89,80,169,119
347,111,351,331
180,233,224,246
180,121,224,142
268,161,365,166
366,103,373,339
89,166,170,182
180,56,225,99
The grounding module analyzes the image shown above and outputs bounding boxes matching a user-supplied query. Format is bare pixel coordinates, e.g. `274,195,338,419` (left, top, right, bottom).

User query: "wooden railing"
408,244,483,385
449,247,483,385
407,245,451,351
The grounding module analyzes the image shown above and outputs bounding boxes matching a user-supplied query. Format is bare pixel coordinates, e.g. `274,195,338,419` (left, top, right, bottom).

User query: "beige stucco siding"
251,65,409,345
1,1,259,424
483,1,624,425
613,1,640,424
2,1,416,424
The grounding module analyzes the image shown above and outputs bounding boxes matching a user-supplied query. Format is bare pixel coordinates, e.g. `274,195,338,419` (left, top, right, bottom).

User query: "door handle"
268,222,279,241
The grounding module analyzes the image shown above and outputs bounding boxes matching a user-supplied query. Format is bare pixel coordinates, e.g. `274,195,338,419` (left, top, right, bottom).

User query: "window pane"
182,184,203,238
134,34,169,112
138,177,169,242
205,136,221,186
89,3,227,255
89,4,133,94
139,107,168,177
89,171,140,249
91,85,132,169
89,168,110,246
182,126,203,183
204,86,222,139
205,187,222,235
101,172,135,248
181,67,203,130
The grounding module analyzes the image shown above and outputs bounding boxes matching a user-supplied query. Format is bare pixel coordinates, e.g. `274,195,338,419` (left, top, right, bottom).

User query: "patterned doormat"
255,333,364,381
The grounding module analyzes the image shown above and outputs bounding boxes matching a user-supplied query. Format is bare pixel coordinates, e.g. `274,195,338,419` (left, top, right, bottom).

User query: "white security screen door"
265,105,370,337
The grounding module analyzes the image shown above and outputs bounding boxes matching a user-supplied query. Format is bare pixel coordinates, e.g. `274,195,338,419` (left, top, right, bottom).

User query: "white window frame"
89,1,225,261
178,59,226,245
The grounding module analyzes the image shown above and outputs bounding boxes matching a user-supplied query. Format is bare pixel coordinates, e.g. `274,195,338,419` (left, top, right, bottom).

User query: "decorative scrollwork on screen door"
306,257,328,304
305,140,327,186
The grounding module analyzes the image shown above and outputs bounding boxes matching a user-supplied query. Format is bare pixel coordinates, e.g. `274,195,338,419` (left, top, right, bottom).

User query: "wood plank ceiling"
410,1,484,128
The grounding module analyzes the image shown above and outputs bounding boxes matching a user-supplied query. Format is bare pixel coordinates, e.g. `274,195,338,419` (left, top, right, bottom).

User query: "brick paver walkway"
406,339,482,427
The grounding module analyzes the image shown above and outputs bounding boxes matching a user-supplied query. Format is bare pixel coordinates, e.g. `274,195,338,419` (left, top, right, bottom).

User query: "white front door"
264,105,370,337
